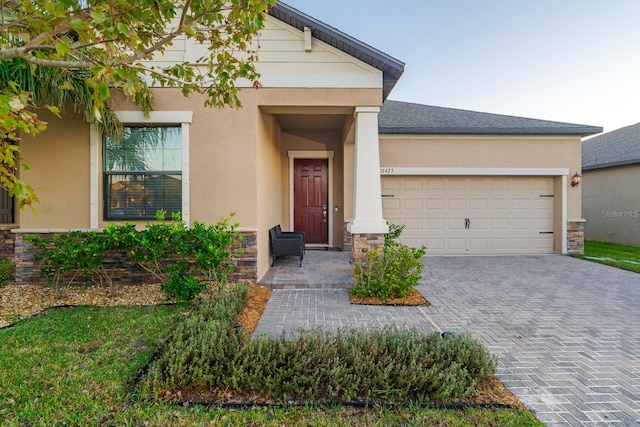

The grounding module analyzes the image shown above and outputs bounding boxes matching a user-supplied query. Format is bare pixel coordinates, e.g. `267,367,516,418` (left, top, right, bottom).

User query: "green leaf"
55,41,71,56
117,22,131,36
90,9,106,24
68,18,86,31
96,82,110,100
45,105,61,117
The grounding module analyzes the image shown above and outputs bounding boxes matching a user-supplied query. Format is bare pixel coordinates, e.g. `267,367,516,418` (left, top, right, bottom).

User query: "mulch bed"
162,374,525,410
0,282,272,333
236,285,271,336
0,283,173,328
348,289,430,306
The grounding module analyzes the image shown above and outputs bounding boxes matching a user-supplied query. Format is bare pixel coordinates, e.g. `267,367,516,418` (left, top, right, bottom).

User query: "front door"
294,158,328,244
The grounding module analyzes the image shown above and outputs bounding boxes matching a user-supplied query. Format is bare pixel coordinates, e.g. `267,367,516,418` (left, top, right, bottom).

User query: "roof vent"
304,27,312,52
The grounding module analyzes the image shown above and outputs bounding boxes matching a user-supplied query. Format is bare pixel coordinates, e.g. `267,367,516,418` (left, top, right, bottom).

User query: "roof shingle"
582,123,640,170
379,101,602,136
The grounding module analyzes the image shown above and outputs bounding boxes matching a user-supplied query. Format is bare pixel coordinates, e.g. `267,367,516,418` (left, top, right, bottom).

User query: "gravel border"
0,283,173,328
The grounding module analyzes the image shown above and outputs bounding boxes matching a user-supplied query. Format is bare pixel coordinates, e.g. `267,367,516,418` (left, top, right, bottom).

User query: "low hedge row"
142,284,497,404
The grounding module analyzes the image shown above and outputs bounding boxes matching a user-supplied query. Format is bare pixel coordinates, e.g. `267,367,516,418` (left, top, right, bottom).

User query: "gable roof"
269,2,405,100
379,101,603,137
582,123,640,170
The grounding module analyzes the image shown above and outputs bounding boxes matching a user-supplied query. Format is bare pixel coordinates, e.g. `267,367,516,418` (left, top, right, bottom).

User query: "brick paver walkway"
259,250,352,289
254,254,640,425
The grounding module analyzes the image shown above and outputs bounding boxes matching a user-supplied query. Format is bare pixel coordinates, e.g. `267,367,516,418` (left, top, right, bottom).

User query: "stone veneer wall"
12,230,258,285
13,233,42,284
0,227,15,260
350,233,384,264
228,231,257,284
343,222,353,252
566,220,585,255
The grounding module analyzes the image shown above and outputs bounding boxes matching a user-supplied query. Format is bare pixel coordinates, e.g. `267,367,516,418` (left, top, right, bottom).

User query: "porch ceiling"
277,114,347,131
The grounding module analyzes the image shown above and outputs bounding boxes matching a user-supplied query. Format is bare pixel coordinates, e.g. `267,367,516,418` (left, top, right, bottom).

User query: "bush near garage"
350,223,426,302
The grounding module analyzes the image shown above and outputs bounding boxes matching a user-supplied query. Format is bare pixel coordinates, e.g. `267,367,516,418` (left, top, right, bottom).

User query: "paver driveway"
254,255,640,425
423,255,639,425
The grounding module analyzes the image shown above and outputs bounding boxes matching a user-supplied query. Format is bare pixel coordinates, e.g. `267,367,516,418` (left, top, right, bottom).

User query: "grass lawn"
0,304,542,426
574,240,640,273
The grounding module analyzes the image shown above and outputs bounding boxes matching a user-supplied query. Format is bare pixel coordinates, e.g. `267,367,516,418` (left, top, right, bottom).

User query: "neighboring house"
582,123,640,246
7,2,601,284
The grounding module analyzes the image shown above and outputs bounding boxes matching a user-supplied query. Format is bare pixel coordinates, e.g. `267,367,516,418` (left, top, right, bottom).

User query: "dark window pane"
105,126,181,172
105,174,181,220
103,126,182,220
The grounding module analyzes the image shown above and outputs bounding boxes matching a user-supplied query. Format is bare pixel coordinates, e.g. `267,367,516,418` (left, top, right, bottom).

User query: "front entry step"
259,250,352,290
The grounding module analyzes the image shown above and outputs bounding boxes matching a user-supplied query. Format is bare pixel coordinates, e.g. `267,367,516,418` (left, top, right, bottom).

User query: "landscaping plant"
0,258,12,286
27,212,243,300
27,230,119,294
0,302,540,425
350,223,426,301
142,285,496,404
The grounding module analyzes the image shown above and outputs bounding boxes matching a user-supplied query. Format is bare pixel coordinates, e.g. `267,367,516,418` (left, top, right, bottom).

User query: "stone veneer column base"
229,231,257,284
0,226,15,260
566,220,585,255
350,233,385,265
14,233,40,284
343,222,353,252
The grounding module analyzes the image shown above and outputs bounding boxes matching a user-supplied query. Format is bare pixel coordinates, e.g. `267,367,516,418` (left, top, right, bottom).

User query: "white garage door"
382,176,555,254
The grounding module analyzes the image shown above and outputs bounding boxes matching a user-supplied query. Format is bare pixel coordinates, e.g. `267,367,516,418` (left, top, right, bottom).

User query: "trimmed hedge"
143,285,496,403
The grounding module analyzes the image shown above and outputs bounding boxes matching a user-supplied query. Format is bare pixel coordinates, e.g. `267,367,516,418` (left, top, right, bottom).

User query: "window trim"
90,111,192,228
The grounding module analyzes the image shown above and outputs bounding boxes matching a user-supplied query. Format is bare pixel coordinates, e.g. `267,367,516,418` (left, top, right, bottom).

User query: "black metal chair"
269,226,304,267
275,224,305,250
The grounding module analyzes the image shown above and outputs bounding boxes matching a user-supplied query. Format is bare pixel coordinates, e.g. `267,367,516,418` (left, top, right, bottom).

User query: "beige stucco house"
5,2,601,284
582,123,640,246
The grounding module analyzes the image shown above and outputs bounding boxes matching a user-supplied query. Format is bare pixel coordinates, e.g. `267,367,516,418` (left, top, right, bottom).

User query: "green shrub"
26,211,243,301
350,223,426,301
143,283,496,403
27,230,115,293
125,211,244,300
0,258,12,286
143,321,496,403
143,283,249,389
385,222,405,245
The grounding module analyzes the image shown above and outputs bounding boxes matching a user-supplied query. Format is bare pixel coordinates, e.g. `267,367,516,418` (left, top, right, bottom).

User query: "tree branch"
23,23,71,52
6,51,95,68
129,64,212,87
128,0,193,62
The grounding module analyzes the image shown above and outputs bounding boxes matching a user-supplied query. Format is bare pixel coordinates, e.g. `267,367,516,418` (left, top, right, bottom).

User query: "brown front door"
294,158,328,244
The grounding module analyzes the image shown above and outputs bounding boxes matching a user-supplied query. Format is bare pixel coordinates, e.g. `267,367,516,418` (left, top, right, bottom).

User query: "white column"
181,122,190,225
89,125,99,230
348,107,388,234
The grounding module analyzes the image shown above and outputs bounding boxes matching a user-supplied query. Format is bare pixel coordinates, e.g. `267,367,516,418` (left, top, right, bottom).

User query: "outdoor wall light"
571,172,582,187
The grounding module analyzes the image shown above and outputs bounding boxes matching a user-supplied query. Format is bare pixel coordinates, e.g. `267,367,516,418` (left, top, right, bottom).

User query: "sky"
282,1,640,134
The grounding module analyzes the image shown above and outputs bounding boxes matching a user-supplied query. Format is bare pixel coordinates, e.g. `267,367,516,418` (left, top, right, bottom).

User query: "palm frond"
0,59,122,139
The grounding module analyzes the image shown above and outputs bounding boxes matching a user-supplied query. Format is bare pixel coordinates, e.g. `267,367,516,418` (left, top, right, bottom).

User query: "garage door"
381,176,555,254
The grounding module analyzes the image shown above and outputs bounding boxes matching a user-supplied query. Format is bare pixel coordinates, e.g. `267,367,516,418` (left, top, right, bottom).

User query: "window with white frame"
103,126,182,220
